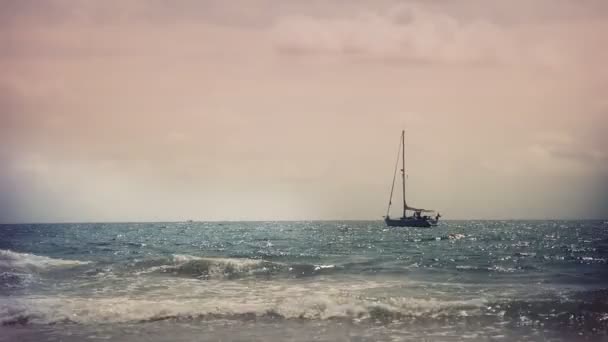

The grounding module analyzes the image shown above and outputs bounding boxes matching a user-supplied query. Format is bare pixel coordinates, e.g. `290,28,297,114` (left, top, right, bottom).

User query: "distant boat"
384,130,441,228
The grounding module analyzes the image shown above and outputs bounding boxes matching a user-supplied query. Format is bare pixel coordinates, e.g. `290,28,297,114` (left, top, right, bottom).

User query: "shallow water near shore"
1,220,607,341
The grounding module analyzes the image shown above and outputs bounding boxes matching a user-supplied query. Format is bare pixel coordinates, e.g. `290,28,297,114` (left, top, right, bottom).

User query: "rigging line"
386,132,402,217
401,130,407,218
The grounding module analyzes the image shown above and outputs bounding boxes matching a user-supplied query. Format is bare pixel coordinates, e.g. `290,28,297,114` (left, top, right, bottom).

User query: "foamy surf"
132,255,283,279
0,249,90,272
0,285,488,325
5,284,605,331
3,289,606,339
129,255,342,280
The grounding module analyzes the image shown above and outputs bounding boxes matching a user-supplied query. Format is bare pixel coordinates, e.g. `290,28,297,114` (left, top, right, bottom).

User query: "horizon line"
1,218,607,225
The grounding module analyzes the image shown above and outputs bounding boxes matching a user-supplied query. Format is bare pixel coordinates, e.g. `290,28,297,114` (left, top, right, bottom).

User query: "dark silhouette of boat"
384,130,441,228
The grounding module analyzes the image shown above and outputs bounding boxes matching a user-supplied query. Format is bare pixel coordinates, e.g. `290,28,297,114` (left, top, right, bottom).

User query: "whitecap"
0,282,488,325
0,249,90,272
313,264,335,271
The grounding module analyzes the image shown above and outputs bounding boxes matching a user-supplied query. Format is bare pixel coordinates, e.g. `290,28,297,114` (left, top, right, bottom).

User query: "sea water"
1,221,607,341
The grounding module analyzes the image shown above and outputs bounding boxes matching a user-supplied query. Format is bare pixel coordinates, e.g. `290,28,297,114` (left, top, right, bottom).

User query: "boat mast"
386,131,403,218
401,130,407,218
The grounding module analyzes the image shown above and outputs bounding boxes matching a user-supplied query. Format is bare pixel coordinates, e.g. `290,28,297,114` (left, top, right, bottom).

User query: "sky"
1,0,607,222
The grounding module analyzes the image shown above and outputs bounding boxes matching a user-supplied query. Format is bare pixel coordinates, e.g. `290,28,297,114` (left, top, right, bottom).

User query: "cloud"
528,131,608,172
273,7,507,65
271,2,607,71
533,145,606,169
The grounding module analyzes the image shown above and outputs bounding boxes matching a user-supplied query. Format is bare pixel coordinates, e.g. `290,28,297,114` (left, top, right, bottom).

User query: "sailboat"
384,130,441,228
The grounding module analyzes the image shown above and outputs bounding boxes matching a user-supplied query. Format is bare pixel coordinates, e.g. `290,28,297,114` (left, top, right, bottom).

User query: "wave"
2,290,606,333
0,294,487,326
130,254,339,280
0,249,90,273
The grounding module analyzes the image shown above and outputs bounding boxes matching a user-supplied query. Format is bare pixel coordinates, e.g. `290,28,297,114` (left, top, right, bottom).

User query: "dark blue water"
1,221,607,341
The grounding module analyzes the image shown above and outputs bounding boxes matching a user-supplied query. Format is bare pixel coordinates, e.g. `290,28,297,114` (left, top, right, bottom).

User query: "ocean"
1,220,607,341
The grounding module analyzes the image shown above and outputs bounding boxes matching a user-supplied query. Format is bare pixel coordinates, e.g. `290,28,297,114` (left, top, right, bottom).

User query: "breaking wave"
129,254,339,279
0,294,487,326
0,250,90,290
0,249,90,273
2,289,607,334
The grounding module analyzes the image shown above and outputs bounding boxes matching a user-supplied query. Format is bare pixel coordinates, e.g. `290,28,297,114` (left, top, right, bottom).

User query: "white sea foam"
0,279,488,325
135,255,278,279
0,249,90,272
313,264,336,271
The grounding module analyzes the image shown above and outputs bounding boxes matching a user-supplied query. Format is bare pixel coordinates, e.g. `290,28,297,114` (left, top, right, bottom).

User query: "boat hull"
384,217,437,228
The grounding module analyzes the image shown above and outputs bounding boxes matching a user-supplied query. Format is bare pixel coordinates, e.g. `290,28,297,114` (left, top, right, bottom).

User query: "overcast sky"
1,0,607,222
